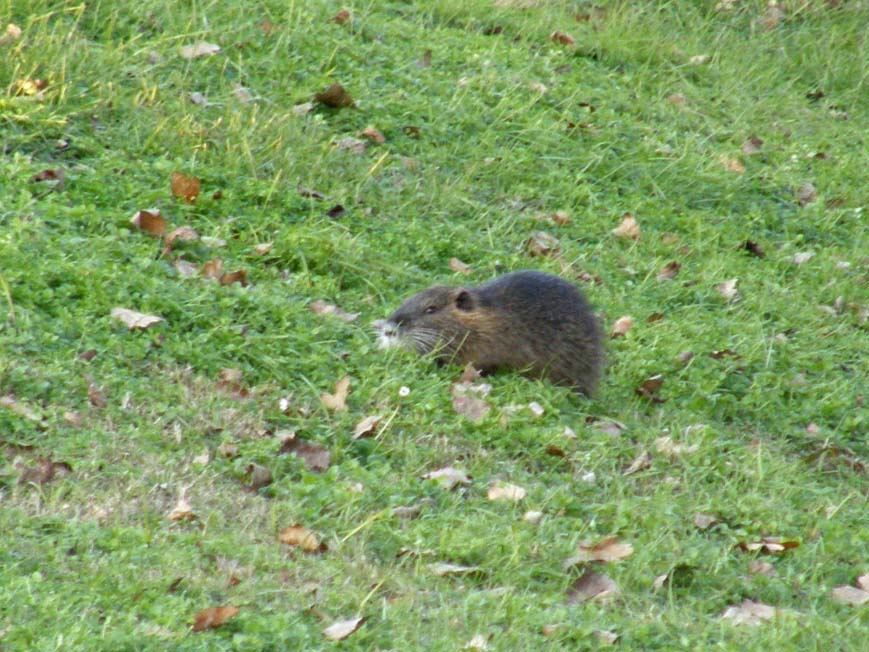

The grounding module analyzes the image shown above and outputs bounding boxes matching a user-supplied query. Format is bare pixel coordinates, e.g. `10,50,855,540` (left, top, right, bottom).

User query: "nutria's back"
378,270,604,395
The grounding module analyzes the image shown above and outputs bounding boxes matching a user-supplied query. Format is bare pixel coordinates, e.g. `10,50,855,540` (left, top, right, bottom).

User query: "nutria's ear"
454,289,475,311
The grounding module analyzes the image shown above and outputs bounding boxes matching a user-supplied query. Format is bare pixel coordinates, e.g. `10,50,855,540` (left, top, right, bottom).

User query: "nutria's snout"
372,318,401,350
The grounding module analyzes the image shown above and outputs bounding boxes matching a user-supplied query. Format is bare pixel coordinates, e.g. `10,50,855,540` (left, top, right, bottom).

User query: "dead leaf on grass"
323,616,365,641
566,570,619,604
422,466,470,490
170,172,201,203
202,259,224,280
720,155,745,173
535,211,571,226
793,251,814,265
430,562,482,576
452,393,490,423
715,278,739,301
657,261,681,280
191,605,238,631
315,83,355,108
278,432,331,472
635,374,665,402
655,436,698,457
831,580,869,606
359,125,385,143
564,537,634,566
279,524,326,553
693,513,719,530
111,307,164,330
623,450,651,476
17,457,72,485
720,599,777,626
254,242,273,255
320,375,350,411
164,225,199,248
550,31,576,46
332,9,352,25
309,300,359,323
449,257,473,275
748,560,777,577
743,240,765,258
353,415,382,439
526,231,560,257
612,212,640,239
130,209,167,237
244,463,273,491
487,482,526,502
168,491,196,522
796,182,817,206
742,136,764,155
611,315,633,338
219,269,248,287
737,537,800,554
0,22,22,45
180,42,221,60
174,259,199,277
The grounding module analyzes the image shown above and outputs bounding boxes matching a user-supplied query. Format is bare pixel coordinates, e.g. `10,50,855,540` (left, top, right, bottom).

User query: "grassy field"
2,0,868,649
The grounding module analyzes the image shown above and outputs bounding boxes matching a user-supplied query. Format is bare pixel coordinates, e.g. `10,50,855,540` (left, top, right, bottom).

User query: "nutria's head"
376,285,477,356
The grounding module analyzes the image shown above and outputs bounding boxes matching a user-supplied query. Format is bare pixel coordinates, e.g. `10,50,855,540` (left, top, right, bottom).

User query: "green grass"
1,0,868,649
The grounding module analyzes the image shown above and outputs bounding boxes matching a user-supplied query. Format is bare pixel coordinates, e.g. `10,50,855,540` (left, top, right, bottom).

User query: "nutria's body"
377,271,604,395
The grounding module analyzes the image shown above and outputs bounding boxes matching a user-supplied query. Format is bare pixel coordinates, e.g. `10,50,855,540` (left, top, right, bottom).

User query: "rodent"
376,270,604,395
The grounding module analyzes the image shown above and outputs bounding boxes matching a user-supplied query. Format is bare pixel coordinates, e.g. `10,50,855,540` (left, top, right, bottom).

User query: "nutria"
376,270,604,395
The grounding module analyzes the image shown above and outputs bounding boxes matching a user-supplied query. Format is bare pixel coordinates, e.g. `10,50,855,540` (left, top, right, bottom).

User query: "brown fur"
380,270,604,395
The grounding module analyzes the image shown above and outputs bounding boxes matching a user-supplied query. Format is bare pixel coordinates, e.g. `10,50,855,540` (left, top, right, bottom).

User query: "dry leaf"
748,560,777,576
449,257,473,275
0,395,41,421
742,136,764,155
655,436,698,457
279,433,331,472
189,91,210,106
191,605,238,632
566,570,619,604
422,466,470,489
550,31,576,46
165,226,199,247
232,84,254,103
309,300,359,323
612,213,640,239
201,236,226,248
334,137,367,154
279,524,325,552
658,261,681,280
315,83,354,108
831,585,869,606
760,2,787,30
323,616,364,641
219,269,248,286
174,259,198,277
320,375,350,411
332,9,352,25
793,251,814,265
218,441,239,459
429,563,482,576
623,450,651,476
487,482,526,502
326,204,346,219
523,510,543,524
564,537,634,566
245,463,273,491
359,125,385,143
667,93,686,105
130,209,166,237
737,537,800,554
720,155,745,173
635,374,665,402
170,172,201,203
720,599,777,626
216,368,249,399
535,211,571,226
464,633,490,651
168,492,196,521
526,231,560,257
593,420,625,437
254,242,273,255
744,240,765,258
452,394,490,423
353,415,382,439
796,182,817,206
180,42,221,59
693,513,719,530
202,259,223,280
111,307,164,330
0,23,22,45
689,54,710,65
17,458,72,485
611,316,633,338
716,278,739,301
292,101,314,116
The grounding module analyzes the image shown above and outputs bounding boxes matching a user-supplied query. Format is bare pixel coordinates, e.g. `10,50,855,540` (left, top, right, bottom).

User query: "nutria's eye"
424,305,438,315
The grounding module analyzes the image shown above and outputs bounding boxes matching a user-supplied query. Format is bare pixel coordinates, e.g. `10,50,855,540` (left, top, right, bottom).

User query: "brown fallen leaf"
323,616,365,641
254,242,274,255
526,231,560,257
563,537,634,566
743,240,765,258
792,251,814,265
422,466,470,490
623,450,651,476
566,570,619,604
174,259,199,278
657,261,681,280
353,415,382,440
202,258,224,280
667,93,686,105
720,155,745,173
429,562,482,576
748,560,777,577
334,137,367,154
535,211,571,226
326,204,346,219
320,375,350,411
17,457,72,485
550,31,576,46
635,374,665,403
87,377,107,408
487,482,526,502
593,420,626,437
168,491,196,522
170,172,201,203
180,42,221,60
130,209,167,237
315,82,354,108
309,300,359,323
796,182,817,206
359,125,385,143
244,463,273,491
449,257,473,275
693,513,719,530
612,212,640,239
216,368,249,399
655,436,698,457
715,278,739,301
742,136,764,156
737,537,799,554
452,393,490,423
219,269,248,286
720,599,777,626
30,168,65,191
332,9,352,25
611,316,633,338
831,585,869,606
279,524,325,553
0,22,22,45
279,432,331,472
111,307,164,330
192,605,238,632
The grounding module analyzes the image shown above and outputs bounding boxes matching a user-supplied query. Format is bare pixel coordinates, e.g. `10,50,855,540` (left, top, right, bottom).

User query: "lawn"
1,0,867,650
